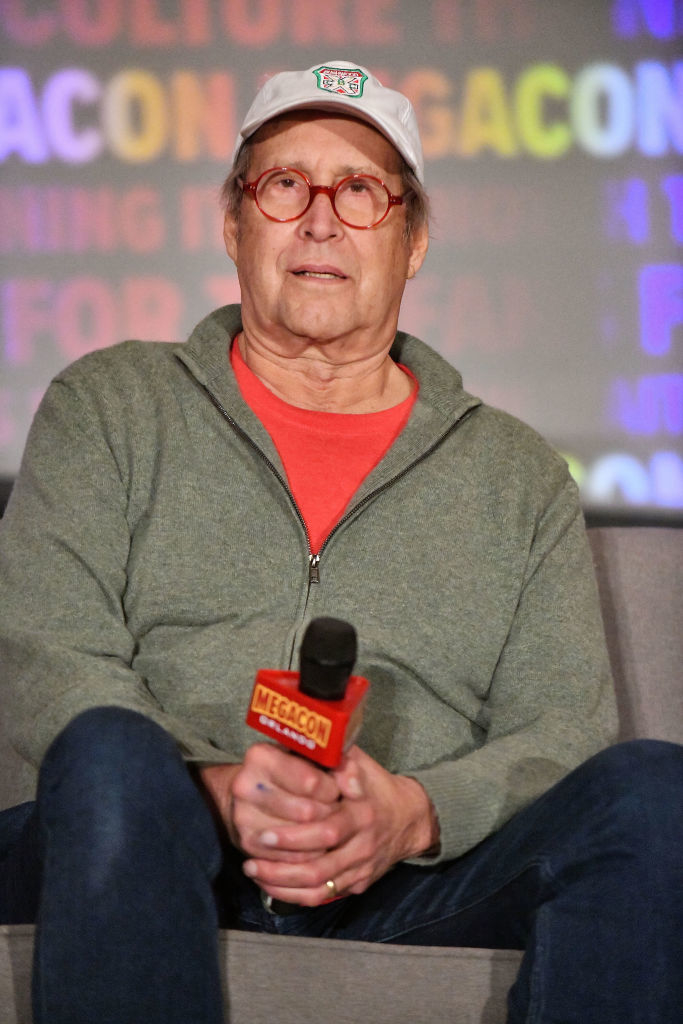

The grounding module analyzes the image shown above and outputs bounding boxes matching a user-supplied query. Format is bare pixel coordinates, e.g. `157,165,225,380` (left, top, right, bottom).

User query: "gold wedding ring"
325,878,338,899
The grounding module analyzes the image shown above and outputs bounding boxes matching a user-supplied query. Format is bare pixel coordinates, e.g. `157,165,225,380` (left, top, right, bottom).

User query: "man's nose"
298,189,341,239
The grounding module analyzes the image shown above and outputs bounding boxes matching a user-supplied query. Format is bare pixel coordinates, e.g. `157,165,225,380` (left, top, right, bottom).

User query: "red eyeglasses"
241,167,406,229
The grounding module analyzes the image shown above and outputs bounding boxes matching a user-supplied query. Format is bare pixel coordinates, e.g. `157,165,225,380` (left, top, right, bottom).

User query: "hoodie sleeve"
0,367,228,772
408,474,618,863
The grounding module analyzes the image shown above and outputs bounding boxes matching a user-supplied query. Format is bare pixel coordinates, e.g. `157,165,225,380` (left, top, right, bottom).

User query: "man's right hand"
198,743,341,862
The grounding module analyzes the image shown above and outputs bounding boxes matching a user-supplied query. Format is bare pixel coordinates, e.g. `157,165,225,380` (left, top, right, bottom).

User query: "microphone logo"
245,617,369,769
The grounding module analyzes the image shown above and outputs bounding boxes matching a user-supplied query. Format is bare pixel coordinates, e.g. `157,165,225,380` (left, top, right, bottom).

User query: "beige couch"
1,525,681,1023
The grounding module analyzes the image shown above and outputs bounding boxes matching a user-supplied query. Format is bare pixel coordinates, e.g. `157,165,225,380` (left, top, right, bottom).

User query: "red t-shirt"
231,342,418,553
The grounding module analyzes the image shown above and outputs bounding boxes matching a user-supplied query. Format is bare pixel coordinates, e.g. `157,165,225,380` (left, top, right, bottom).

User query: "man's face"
223,112,428,356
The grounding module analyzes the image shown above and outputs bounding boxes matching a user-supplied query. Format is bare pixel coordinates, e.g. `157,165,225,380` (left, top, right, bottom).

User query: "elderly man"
0,61,681,1024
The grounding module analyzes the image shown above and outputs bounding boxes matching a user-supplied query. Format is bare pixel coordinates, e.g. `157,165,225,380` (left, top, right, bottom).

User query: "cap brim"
236,98,420,180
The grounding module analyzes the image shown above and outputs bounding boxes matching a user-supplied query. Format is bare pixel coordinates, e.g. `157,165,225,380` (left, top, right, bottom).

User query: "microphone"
245,617,369,769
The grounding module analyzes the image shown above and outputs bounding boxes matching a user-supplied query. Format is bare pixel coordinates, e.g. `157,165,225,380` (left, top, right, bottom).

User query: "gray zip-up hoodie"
0,305,617,861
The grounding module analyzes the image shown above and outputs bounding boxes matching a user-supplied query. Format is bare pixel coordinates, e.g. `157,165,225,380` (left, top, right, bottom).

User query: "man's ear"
406,222,429,280
223,210,239,263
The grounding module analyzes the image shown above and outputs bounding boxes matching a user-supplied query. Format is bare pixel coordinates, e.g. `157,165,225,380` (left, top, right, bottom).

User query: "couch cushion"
587,527,683,744
0,925,522,1024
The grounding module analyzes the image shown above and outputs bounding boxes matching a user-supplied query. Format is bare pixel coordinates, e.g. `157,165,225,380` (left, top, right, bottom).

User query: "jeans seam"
523,857,556,1024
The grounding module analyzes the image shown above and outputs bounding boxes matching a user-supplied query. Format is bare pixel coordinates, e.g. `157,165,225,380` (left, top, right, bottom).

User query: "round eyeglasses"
241,167,406,229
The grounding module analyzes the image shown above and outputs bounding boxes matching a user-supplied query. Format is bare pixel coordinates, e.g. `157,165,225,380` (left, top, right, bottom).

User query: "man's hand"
238,745,440,906
198,742,341,861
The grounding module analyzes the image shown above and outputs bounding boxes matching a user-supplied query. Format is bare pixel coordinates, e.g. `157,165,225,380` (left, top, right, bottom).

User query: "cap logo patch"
313,66,368,98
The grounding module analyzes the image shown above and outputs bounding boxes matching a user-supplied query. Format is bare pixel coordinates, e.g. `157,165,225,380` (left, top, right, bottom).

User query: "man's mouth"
292,268,347,280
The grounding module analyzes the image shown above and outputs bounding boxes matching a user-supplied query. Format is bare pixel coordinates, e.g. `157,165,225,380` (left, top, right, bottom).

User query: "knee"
581,739,683,844
37,708,220,870
37,707,192,828
36,708,222,891
41,707,178,786
589,738,683,792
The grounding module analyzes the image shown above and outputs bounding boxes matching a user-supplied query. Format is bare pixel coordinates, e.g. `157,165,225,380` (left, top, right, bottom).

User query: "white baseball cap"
234,60,424,183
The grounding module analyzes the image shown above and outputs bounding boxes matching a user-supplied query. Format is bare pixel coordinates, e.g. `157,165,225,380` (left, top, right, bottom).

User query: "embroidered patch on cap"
313,66,368,98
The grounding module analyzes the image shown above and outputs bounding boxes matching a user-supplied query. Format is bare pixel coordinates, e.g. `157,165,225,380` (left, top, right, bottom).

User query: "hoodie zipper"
199,380,478,584
199,383,315,556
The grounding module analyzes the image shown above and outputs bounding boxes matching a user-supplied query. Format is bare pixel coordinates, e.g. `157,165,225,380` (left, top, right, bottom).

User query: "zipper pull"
308,553,320,584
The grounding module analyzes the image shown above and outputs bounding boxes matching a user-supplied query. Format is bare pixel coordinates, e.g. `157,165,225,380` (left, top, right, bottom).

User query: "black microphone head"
299,617,357,701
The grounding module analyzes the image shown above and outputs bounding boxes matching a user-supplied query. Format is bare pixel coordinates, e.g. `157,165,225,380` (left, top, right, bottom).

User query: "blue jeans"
1,708,681,1023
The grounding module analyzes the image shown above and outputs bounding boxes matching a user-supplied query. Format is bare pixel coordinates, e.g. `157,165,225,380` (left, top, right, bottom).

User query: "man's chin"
277,308,353,347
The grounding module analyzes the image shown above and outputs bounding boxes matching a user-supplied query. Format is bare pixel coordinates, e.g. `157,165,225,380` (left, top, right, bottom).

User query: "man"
0,60,681,1024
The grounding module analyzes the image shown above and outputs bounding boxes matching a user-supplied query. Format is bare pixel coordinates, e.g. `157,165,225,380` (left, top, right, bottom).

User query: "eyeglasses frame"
240,166,406,229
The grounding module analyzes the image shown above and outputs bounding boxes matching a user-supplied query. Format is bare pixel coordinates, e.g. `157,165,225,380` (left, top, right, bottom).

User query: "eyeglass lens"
255,169,391,228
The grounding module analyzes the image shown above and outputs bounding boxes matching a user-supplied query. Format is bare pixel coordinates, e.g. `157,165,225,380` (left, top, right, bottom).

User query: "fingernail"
260,830,278,846
347,777,363,798
243,861,257,877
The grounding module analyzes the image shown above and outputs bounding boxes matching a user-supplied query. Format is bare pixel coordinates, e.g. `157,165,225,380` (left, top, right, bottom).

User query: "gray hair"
219,139,430,243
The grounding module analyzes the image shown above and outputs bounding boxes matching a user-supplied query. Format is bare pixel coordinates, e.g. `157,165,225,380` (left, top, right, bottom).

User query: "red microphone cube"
246,668,370,769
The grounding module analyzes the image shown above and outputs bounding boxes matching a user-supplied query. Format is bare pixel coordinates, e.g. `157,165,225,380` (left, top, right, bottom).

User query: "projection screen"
1,0,681,517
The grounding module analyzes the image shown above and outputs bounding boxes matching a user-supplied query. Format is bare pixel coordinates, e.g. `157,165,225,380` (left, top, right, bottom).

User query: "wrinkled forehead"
245,110,404,177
